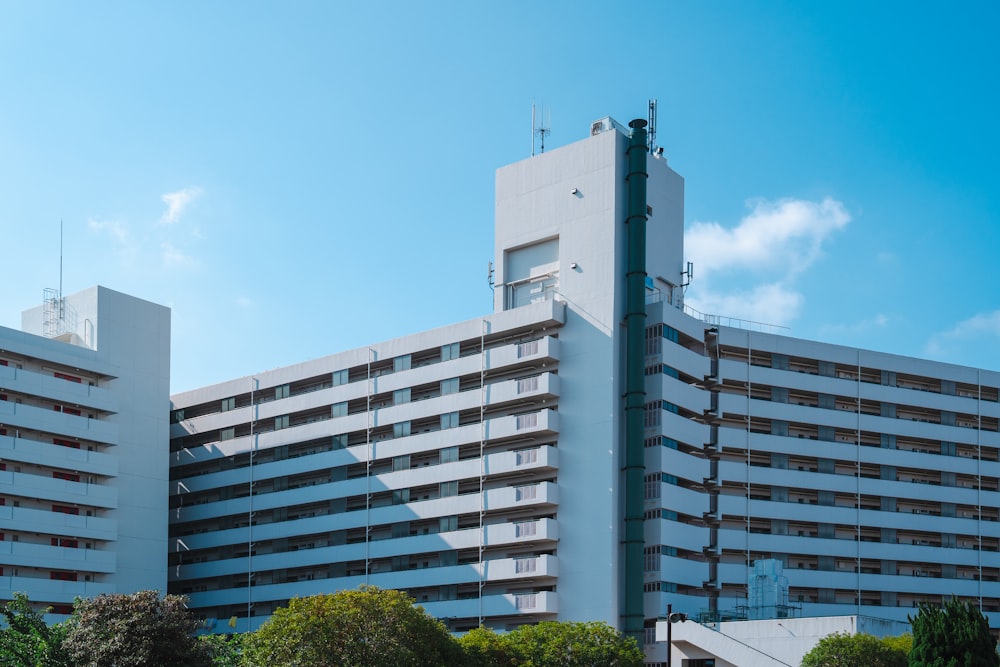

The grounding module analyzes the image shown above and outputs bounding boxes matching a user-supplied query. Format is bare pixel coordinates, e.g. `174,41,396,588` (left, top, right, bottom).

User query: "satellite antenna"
531,101,551,156
647,99,658,154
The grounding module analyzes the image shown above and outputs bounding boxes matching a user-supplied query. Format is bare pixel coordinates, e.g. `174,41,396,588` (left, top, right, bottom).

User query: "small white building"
658,614,911,667
0,286,171,615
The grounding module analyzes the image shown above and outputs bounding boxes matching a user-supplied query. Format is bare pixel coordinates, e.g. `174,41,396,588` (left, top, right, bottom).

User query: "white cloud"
686,197,850,278
161,241,194,266
925,310,1000,357
683,196,850,327
87,218,129,244
159,187,203,224
686,283,802,328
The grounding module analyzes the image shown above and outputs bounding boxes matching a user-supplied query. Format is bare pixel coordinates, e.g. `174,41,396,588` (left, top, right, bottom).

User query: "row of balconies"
0,574,113,604
0,363,117,414
172,517,558,581
0,400,117,446
0,505,115,541
0,433,116,478
173,408,559,495
0,539,116,573
172,336,560,440
0,470,116,509
171,481,558,552
184,559,558,610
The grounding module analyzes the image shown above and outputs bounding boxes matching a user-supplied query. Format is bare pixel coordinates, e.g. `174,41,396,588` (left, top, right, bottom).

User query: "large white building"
0,286,171,615
167,116,1000,661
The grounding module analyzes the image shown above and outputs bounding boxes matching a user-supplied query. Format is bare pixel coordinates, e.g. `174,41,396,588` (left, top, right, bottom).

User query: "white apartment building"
168,115,1000,661
0,286,171,615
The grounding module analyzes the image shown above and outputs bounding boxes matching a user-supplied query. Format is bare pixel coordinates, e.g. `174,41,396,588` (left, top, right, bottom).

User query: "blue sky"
2,2,998,392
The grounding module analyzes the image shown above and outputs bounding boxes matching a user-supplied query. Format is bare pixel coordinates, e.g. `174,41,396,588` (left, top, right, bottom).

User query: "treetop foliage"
909,598,999,667
799,631,907,667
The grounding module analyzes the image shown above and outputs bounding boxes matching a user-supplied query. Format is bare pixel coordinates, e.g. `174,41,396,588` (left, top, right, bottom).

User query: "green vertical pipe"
623,118,648,642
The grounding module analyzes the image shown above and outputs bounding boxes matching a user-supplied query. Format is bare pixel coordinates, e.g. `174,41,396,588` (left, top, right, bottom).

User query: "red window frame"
51,505,79,515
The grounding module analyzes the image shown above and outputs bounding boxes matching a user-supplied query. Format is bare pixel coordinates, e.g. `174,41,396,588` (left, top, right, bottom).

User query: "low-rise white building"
0,286,171,615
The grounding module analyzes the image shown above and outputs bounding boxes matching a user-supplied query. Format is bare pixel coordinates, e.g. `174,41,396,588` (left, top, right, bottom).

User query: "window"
393,355,411,372
440,446,459,464
440,516,458,532
514,520,537,537
515,484,538,501
53,471,80,483
274,415,289,430
331,402,348,418
51,537,78,548
439,481,458,497
332,434,348,449
54,372,82,383
441,378,459,395
275,384,290,400
392,489,410,505
517,376,539,394
393,421,411,438
53,438,81,449
220,427,235,441
52,505,79,515
221,397,236,412
440,412,459,429
54,405,81,416
50,571,78,582
517,340,539,358
392,455,410,472
515,413,538,430
515,557,538,574
441,343,459,361
170,409,185,423
515,449,538,466
644,474,660,500
393,388,411,405
332,369,348,386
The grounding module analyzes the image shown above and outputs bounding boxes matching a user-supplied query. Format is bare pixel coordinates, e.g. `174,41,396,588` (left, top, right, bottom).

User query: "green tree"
501,621,644,667
909,598,999,667
0,593,71,667
800,632,906,667
61,590,212,667
241,586,463,667
458,626,516,667
200,633,244,667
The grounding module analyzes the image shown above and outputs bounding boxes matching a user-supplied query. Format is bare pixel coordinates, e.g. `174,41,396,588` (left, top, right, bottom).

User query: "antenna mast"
59,219,64,317
647,99,658,154
531,101,550,156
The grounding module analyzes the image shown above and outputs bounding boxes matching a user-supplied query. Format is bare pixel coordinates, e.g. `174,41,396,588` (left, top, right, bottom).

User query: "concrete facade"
0,286,171,614
166,116,1000,664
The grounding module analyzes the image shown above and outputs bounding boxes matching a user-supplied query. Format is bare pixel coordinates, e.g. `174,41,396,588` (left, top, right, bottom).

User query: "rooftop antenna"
681,261,694,292
59,219,64,318
531,101,551,156
647,99,658,154
487,261,495,292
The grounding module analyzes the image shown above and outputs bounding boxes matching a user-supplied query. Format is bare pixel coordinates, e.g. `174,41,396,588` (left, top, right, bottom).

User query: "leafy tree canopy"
461,621,643,667
0,593,71,667
61,590,211,667
800,632,906,667
909,598,999,667
241,586,463,667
